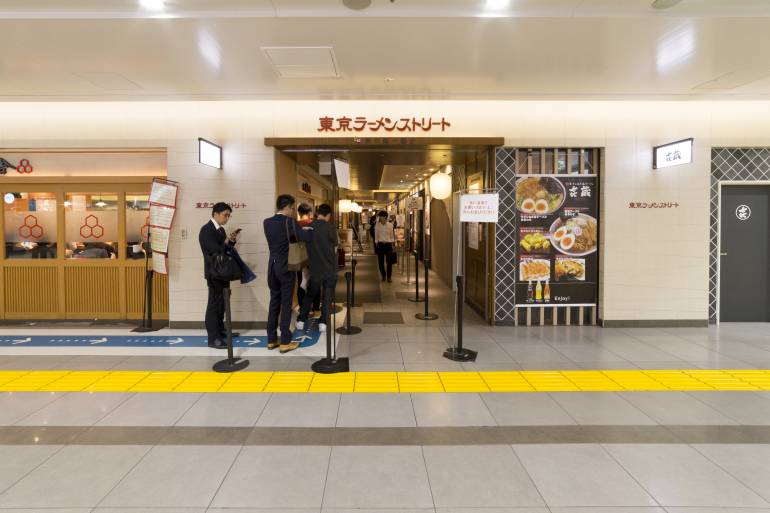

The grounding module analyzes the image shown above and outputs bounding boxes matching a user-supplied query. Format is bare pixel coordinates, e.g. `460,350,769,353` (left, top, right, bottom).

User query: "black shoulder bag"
207,250,243,282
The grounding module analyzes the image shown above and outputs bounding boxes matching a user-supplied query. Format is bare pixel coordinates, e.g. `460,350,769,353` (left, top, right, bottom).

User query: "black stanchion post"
443,274,477,362
213,287,250,372
407,251,424,303
336,272,362,335
314,282,350,373
416,258,438,321
350,258,358,307
132,239,160,333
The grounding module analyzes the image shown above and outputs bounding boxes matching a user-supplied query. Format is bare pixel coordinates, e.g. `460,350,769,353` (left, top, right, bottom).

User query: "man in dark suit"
263,194,313,353
199,202,239,349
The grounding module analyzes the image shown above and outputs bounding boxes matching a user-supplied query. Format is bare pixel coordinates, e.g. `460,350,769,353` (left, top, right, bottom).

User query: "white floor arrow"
246,338,261,346
167,337,184,345
89,337,108,345
12,337,31,345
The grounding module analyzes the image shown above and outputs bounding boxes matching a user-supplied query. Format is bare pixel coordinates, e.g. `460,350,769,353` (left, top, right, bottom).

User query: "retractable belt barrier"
313,282,350,373
415,258,438,321
407,251,424,303
213,287,250,372
336,272,362,336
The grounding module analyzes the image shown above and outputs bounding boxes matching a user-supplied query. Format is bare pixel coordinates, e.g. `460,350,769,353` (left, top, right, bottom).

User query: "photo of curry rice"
515,176,565,215
519,231,550,252
555,258,586,281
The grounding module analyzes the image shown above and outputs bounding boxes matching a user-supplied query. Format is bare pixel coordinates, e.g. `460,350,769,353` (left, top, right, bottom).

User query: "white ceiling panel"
0,15,768,100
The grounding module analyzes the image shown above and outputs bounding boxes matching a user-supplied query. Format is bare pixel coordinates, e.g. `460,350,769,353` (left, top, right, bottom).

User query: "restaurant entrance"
0,149,169,321
265,137,502,323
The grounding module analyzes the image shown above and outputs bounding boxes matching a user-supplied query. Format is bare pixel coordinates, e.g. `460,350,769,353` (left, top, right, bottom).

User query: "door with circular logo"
720,185,770,321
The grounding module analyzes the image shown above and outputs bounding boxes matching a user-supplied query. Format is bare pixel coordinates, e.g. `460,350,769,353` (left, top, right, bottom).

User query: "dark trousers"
267,263,296,344
297,270,320,311
299,274,337,325
205,278,229,343
376,242,394,279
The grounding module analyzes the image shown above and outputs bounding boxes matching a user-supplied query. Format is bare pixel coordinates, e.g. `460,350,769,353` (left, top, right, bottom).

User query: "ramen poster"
514,175,598,306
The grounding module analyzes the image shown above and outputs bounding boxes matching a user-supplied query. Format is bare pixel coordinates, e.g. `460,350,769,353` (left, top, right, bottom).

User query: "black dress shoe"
208,338,227,349
219,332,240,338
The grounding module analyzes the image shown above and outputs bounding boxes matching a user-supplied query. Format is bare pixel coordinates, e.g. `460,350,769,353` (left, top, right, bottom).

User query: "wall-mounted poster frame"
495,147,601,326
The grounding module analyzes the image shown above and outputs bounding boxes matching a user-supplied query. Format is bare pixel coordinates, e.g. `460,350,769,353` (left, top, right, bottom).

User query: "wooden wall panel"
64,266,121,318
3,266,59,317
126,266,169,318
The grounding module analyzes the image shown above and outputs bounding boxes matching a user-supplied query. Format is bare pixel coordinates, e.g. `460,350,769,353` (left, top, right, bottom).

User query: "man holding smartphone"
199,202,240,349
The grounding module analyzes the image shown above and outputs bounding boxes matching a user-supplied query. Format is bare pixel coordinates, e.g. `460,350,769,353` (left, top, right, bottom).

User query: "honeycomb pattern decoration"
18,215,43,240
16,159,33,174
79,214,104,239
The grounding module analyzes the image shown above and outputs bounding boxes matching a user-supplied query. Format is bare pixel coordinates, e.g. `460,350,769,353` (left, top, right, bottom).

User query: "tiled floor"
1,254,770,510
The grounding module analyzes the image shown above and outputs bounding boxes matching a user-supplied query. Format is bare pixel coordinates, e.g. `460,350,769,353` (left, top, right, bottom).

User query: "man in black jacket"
263,194,313,353
199,202,239,349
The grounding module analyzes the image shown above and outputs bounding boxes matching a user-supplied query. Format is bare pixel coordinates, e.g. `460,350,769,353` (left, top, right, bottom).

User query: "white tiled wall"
3,100,770,322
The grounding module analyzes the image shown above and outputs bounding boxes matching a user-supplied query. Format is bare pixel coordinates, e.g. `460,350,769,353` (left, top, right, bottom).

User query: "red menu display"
514,175,598,305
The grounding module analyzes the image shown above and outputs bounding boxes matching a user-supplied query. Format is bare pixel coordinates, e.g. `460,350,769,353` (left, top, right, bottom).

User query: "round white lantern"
429,172,452,200
339,199,352,213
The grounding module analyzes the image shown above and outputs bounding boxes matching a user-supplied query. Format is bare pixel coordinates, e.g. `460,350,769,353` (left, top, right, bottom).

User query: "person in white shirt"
374,210,395,282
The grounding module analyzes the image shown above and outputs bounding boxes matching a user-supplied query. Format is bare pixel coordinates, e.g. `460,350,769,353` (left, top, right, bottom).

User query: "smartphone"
235,228,242,234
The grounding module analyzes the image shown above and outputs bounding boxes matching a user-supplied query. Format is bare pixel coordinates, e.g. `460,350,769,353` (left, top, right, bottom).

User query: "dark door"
720,185,770,322
464,151,489,318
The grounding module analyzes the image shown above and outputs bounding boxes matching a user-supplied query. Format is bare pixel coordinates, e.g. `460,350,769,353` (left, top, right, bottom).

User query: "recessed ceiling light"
342,0,372,10
485,0,510,8
139,0,165,10
650,0,683,9
384,77,394,82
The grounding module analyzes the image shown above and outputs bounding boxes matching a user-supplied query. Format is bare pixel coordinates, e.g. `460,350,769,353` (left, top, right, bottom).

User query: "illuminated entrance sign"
318,116,451,132
653,138,693,169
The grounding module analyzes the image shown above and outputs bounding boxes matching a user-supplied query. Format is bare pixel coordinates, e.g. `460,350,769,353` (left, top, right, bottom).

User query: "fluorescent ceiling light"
486,0,510,8
199,138,222,169
139,0,165,10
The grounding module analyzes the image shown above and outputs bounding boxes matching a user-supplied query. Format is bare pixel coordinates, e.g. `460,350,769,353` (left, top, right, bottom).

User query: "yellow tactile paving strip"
1,369,770,393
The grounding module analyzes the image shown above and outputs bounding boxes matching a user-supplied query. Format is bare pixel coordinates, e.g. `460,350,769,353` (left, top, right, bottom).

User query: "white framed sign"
459,193,499,223
406,197,423,211
653,138,693,169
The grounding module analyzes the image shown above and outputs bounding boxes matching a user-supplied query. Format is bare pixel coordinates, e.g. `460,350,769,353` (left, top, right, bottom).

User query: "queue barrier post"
443,274,477,362
350,258,359,307
407,251,424,303
415,258,438,321
213,287,250,372
132,238,161,333
336,272,362,336
313,282,350,373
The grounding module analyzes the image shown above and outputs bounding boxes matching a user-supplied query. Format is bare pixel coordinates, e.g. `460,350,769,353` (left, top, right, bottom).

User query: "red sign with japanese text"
318,116,451,133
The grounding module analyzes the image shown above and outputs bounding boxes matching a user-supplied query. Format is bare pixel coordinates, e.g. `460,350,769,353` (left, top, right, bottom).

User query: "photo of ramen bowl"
549,213,598,256
515,176,566,215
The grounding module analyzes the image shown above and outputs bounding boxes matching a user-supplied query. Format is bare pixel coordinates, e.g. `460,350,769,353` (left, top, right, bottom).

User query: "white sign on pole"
459,193,499,223
406,197,423,211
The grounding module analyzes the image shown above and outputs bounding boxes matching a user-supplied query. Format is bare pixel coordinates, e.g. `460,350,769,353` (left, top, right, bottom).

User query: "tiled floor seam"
508,443,549,509
90,444,154,509
205,444,246,510
0,443,67,498
597,442,663,509
689,443,770,505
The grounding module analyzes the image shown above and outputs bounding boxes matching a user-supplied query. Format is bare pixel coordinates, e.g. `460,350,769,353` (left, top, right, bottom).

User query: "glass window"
64,193,118,259
4,192,57,259
125,193,150,260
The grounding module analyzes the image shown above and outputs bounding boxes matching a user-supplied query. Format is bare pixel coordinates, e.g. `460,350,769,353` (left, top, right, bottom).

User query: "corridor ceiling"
1,0,769,100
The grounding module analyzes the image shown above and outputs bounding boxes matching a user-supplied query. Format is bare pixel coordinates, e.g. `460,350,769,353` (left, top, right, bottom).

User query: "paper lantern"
430,172,452,200
350,202,362,213
339,199,352,213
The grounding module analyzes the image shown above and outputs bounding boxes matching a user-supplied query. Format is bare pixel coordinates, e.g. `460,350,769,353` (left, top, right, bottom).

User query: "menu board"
148,178,179,275
514,175,598,306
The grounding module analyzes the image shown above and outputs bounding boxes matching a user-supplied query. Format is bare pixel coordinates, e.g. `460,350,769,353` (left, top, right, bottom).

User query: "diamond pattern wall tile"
709,148,770,321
